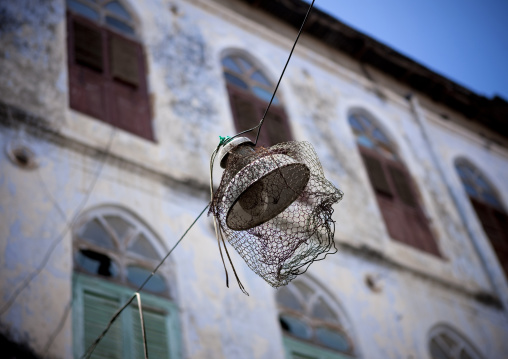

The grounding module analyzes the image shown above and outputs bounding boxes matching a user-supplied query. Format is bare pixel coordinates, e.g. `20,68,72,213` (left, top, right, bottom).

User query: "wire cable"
224,0,316,146
80,204,209,359
46,1,317,355
0,113,117,316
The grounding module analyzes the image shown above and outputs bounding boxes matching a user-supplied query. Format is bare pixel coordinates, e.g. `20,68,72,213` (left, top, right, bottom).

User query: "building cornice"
231,0,508,142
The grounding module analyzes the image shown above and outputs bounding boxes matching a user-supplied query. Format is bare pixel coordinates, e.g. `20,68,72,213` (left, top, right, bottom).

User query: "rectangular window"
67,13,153,141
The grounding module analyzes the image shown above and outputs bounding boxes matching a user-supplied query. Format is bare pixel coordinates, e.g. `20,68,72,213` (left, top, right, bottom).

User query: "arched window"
222,53,293,147
276,278,357,358
429,325,483,359
348,111,440,256
66,0,153,140
72,207,179,358
455,159,508,278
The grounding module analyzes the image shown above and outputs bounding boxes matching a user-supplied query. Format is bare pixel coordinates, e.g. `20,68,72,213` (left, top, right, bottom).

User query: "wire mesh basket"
210,139,343,288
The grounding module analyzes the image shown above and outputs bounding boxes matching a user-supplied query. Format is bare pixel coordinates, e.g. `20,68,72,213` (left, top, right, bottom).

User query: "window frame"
454,159,508,278
349,112,440,256
73,206,173,297
66,7,154,141
428,324,484,359
276,278,358,358
72,273,181,359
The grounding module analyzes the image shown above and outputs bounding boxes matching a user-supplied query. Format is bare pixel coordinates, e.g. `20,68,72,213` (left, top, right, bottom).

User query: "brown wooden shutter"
360,149,439,256
361,153,392,196
67,14,153,141
377,196,406,242
493,209,508,278
68,16,108,122
265,110,292,145
472,200,508,278
230,91,261,143
472,200,501,241
387,165,417,207
110,34,140,86
73,21,103,71
109,34,153,140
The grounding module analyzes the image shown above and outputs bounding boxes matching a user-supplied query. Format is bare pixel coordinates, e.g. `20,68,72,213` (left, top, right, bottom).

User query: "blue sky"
303,0,508,100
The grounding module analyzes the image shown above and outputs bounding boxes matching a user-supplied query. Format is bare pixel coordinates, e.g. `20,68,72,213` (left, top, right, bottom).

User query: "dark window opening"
76,249,117,278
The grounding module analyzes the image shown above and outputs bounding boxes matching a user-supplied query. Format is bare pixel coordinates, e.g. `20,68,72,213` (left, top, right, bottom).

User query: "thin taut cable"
219,0,316,146
80,204,209,359
81,0,317,356
254,0,315,145
0,112,117,316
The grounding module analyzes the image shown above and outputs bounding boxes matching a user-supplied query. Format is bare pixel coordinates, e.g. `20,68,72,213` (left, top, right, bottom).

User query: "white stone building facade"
1,0,507,358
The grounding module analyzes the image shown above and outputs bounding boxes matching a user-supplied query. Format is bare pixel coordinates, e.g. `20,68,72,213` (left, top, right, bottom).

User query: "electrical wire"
226,0,316,146
208,0,316,293
80,204,209,359
40,0,317,356
0,113,117,317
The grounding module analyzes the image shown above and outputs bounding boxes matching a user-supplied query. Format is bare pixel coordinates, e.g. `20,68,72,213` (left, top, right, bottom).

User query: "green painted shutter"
283,336,355,359
75,274,178,359
83,290,123,359
131,305,171,358
293,354,319,359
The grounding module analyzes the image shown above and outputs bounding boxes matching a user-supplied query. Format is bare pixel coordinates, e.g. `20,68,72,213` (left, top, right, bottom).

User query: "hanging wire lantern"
209,137,343,288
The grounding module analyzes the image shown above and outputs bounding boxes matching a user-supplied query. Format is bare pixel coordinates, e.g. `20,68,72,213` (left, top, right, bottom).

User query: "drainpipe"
407,94,508,313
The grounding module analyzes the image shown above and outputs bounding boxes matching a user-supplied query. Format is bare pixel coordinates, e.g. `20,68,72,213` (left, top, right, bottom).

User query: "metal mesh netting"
210,141,343,288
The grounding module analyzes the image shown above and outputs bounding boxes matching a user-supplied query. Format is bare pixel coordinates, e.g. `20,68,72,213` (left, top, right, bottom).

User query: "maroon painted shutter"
361,152,404,240
388,165,417,207
73,21,103,71
264,109,292,146
67,13,153,141
361,153,392,196
377,196,407,242
68,16,108,122
472,200,508,278
108,32,153,140
386,163,439,254
229,90,261,144
493,209,508,278
110,35,140,86
360,150,439,256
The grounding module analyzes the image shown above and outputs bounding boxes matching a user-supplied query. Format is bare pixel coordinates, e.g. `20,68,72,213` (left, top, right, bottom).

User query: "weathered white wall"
1,0,508,358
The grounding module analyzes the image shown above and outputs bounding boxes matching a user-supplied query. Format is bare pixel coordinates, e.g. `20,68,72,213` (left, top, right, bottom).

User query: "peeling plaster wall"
1,0,508,358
